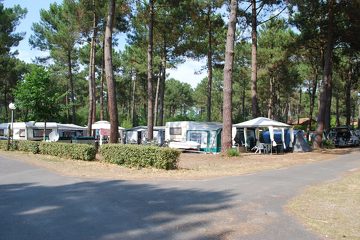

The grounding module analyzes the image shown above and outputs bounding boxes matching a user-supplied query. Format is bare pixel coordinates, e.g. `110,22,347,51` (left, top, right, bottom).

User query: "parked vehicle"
328,126,360,147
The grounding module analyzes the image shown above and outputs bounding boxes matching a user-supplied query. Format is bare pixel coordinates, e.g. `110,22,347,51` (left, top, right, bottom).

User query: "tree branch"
258,6,287,25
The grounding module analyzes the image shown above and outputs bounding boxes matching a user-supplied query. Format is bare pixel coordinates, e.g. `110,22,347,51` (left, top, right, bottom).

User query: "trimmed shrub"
0,140,9,150
39,142,96,161
100,144,180,170
17,141,40,154
0,140,17,151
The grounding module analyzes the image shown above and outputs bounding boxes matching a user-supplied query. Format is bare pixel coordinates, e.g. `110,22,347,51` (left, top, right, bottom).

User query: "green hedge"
0,140,18,151
0,140,9,150
17,141,40,154
100,144,180,170
39,142,96,161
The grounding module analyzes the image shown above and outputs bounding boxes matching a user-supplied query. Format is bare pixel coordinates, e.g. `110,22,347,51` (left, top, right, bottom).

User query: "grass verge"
287,170,360,240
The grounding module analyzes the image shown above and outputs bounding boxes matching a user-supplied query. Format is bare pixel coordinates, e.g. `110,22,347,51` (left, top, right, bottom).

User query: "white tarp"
234,117,290,128
235,117,292,149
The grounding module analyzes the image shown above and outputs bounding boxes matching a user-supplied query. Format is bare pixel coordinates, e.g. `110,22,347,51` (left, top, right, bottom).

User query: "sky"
3,0,206,88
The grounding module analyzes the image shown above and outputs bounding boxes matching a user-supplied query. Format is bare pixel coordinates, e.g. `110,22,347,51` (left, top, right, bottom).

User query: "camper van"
165,121,222,153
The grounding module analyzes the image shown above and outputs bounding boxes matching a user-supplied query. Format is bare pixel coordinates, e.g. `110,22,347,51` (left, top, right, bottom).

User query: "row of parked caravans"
0,118,298,153
0,120,222,152
0,122,87,141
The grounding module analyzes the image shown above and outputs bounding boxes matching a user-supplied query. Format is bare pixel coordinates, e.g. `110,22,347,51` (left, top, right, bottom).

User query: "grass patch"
287,170,360,240
226,148,240,157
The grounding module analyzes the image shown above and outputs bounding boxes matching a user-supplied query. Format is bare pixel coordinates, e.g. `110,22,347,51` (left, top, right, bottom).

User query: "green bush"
100,144,180,170
0,140,18,151
17,141,40,154
39,142,96,161
227,148,240,157
0,140,9,150
322,139,335,149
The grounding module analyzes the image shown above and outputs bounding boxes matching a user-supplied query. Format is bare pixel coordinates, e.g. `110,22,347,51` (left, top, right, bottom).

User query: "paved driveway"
1,151,359,240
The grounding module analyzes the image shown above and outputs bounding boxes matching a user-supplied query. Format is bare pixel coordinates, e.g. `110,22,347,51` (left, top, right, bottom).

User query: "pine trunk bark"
221,0,237,153
251,0,259,118
147,0,154,140
335,94,340,126
104,0,119,143
314,0,335,148
267,76,274,119
206,4,213,122
307,68,318,133
131,73,136,126
87,0,97,136
68,52,76,124
158,42,166,126
154,69,161,126
345,67,352,126
99,38,105,121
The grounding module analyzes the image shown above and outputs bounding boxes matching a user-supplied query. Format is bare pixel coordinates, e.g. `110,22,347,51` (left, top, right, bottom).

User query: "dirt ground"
1,148,358,181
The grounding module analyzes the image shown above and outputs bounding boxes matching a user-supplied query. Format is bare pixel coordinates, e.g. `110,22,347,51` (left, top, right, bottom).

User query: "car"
328,126,360,147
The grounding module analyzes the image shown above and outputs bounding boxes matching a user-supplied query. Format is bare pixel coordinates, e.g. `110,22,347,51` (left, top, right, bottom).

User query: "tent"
233,117,294,153
293,130,312,152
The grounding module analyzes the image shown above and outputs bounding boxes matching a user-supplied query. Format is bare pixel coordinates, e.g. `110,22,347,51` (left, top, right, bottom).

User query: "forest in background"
0,0,359,149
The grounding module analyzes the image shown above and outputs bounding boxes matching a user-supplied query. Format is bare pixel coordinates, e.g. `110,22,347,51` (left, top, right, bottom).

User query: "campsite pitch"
0,148,356,180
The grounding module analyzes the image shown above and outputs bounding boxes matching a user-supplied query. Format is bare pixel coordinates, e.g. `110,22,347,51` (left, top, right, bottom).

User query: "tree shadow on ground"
0,180,236,240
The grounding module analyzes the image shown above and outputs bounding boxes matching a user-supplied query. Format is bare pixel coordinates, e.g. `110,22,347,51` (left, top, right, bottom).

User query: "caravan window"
189,132,202,144
0,129,4,136
170,127,182,135
33,129,52,138
19,129,26,138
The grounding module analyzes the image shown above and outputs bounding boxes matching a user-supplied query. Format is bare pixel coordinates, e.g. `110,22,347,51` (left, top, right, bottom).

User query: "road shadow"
0,180,235,240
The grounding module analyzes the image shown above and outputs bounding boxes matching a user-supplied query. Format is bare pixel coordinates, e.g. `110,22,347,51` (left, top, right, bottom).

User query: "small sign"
100,129,110,136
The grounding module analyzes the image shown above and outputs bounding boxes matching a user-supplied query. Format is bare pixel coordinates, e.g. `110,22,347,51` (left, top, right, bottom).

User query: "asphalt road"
1,151,360,240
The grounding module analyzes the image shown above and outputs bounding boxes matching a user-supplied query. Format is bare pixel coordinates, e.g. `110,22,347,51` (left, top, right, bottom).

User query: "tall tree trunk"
154,69,161,126
104,0,119,143
267,76,274,119
206,3,213,122
297,88,302,124
99,38,105,121
87,0,97,136
221,0,237,153
345,66,352,125
251,0,259,118
325,83,332,130
131,73,136,126
158,41,166,126
68,52,76,124
315,0,335,148
43,121,47,141
242,77,246,121
307,68,318,133
147,0,154,140
335,93,340,126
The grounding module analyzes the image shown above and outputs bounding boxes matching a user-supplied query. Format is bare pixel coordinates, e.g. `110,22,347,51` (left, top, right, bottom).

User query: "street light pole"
9,102,16,143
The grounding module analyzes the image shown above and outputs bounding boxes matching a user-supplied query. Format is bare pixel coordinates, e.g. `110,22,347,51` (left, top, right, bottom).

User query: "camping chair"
251,142,268,154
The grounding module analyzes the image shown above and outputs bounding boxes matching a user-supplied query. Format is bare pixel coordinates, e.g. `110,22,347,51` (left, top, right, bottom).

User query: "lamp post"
9,102,16,143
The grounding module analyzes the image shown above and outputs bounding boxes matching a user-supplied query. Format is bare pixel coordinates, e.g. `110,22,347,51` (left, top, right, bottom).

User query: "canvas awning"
233,117,290,128
234,117,293,150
